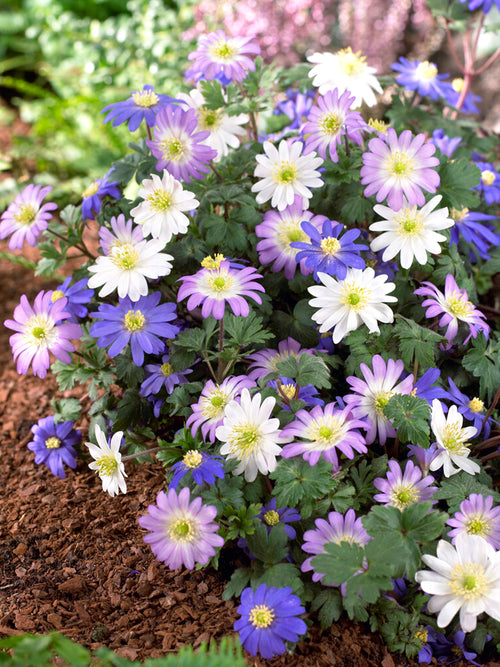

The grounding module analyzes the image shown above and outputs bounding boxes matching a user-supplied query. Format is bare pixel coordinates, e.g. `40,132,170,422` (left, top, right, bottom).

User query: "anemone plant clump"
2,1,500,662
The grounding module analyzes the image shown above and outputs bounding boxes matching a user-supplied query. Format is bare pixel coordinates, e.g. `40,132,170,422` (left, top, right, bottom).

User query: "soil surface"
0,115,498,667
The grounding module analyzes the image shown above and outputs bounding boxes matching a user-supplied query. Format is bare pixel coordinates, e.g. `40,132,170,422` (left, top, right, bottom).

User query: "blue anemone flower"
101,84,176,132
81,168,121,221
28,416,81,479
169,451,225,490
391,57,449,100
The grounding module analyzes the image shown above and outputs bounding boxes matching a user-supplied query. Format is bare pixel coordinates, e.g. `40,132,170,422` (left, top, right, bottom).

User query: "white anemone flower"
130,170,199,243
87,237,173,302
308,267,397,344
86,425,127,497
415,533,500,632
176,87,248,162
307,47,383,108
251,140,323,211
430,399,480,477
215,388,291,482
370,195,454,269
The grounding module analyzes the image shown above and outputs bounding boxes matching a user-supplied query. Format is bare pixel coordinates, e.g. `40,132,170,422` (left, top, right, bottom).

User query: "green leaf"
222,568,252,601
223,311,273,349
394,316,445,368
310,588,343,627
462,334,500,402
245,524,289,565
437,158,481,209
433,472,500,513
384,394,431,448
50,398,82,423
254,563,303,594
270,458,334,519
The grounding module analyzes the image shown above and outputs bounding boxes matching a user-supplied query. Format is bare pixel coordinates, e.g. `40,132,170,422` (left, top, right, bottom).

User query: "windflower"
255,196,327,279
131,170,199,244
281,403,367,469
344,355,414,445
360,128,440,211
246,337,316,381
274,88,315,130
138,487,224,569
5,291,82,379
460,0,500,14
101,84,175,131
215,388,291,482
429,399,480,477
447,494,500,550
391,58,449,100
307,47,382,108
373,460,437,510
251,139,323,211
473,159,500,205
90,293,180,367
444,378,493,439
415,533,500,632
414,274,489,347
268,376,324,410
369,195,454,269
187,375,256,443
449,207,500,262
86,425,127,497
257,499,301,540
430,129,462,158
81,168,121,221
185,31,260,83
177,255,264,320
308,267,397,344
169,451,225,490
0,184,56,250
140,352,192,397
234,584,307,659
49,277,94,321
27,416,81,479
146,105,217,182
98,213,144,255
442,78,482,114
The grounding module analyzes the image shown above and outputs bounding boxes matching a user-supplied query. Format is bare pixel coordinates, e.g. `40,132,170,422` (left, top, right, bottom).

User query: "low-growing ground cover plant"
2,0,500,662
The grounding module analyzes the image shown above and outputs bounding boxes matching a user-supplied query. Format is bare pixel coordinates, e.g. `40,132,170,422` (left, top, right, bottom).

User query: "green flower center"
148,189,173,212
199,106,222,131
182,450,203,469
395,207,424,236
264,510,280,526
124,309,145,332
441,423,470,454
207,269,233,293
161,362,173,376
319,112,342,135
160,137,185,162
209,39,237,62
249,604,275,629
465,516,490,537
168,517,197,542
449,563,488,599
201,389,228,420
306,418,343,450
45,436,61,450
390,483,419,510
273,161,297,185
416,61,438,80
341,282,369,312
25,315,54,347
96,455,118,476
481,170,495,187
374,391,393,416
131,89,159,107
110,243,140,270
321,237,341,256
386,151,414,178
14,204,37,226
229,423,259,457
83,182,99,198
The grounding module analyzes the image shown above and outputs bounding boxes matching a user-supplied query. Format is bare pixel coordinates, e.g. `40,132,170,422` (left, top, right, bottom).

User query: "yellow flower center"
280,383,297,399
209,39,237,63
96,455,118,476
249,604,275,629
273,161,297,185
161,362,173,376
337,47,366,76
182,450,203,468
45,436,61,450
414,627,428,643
446,294,475,319
449,562,488,600
374,390,393,416
200,389,229,420
51,290,65,302
131,89,159,107
160,137,185,162
416,61,438,80
394,207,424,236
441,423,470,455
385,151,415,178
148,189,173,212
25,315,54,347
452,78,464,93
368,119,388,134
390,483,419,510
110,243,140,270
465,516,490,538
319,112,342,136
321,237,341,256
228,423,259,458
264,510,280,526
451,207,469,222
14,204,37,226
341,282,369,312
207,270,233,292
168,517,197,542
481,170,496,187
306,418,343,449
83,182,99,198
468,397,484,413
124,309,145,332
201,254,225,270
198,106,223,131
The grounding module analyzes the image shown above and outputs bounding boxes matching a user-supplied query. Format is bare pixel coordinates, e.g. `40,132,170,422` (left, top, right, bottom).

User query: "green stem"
237,81,259,142
44,228,96,260
122,447,160,462
217,318,224,383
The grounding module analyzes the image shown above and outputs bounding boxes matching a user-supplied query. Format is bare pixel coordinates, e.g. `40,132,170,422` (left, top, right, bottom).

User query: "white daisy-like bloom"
307,47,383,108
251,139,324,211
308,267,397,344
176,87,248,162
87,238,173,302
86,425,127,497
370,195,454,269
415,533,500,632
130,170,199,244
215,388,291,482
430,399,480,477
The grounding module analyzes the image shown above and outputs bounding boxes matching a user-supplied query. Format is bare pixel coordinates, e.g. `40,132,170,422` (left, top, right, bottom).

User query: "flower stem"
122,447,160,462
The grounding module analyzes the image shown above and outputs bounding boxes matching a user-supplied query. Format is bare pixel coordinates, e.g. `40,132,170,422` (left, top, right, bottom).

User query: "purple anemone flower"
449,207,499,262
0,184,56,250
274,88,315,130
373,460,437,510
81,168,121,221
291,218,367,280
147,105,217,182
430,129,462,157
140,352,192,397
185,31,260,83
138,487,224,570
360,128,440,211
391,58,449,100
4,290,82,379
101,84,175,132
268,376,324,410
234,584,306,659
177,257,264,320
411,367,450,405
169,450,225,491
246,337,316,382
99,213,144,255
257,498,301,540
255,196,327,279
27,416,81,479
446,494,500,550
50,277,94,321
414,274,489,348
90,292,180,366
